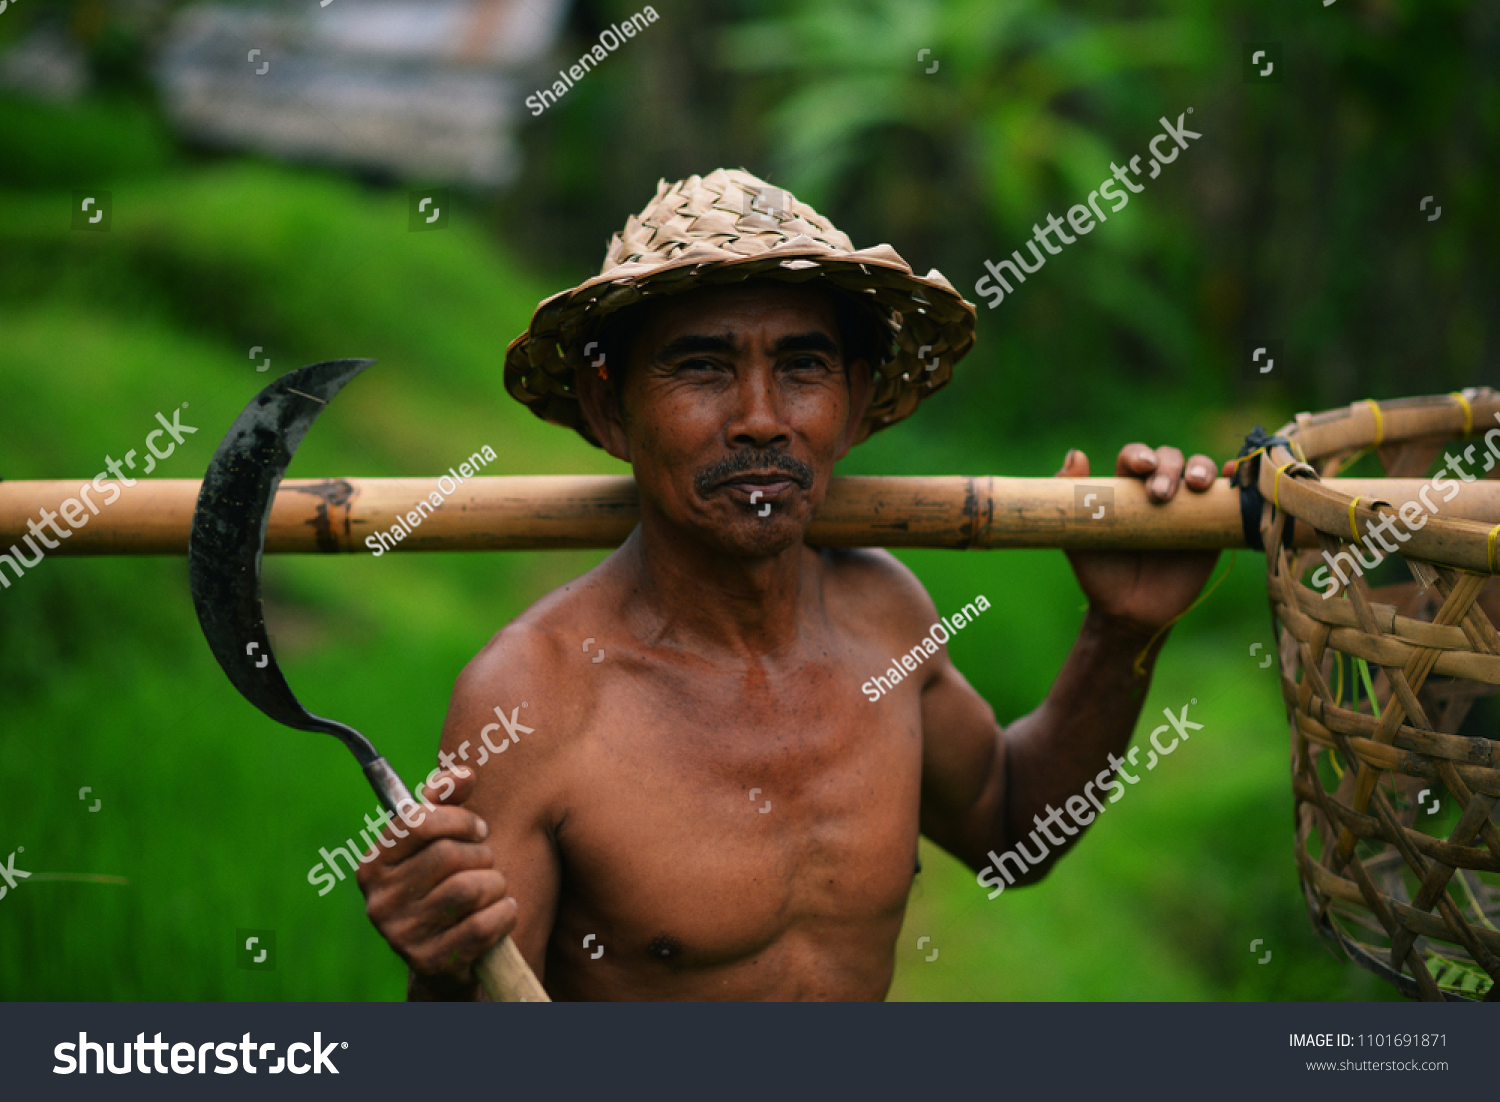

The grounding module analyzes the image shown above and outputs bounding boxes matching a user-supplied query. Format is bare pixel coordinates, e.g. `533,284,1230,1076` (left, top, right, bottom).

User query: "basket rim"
1251,388,1500,576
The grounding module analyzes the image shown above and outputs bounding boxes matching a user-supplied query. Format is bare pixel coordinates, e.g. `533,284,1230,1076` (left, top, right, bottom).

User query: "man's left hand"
1057,444,1234,632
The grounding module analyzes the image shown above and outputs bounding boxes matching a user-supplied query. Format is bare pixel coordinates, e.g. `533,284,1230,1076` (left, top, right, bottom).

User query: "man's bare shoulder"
442,563,615,777
817,547,942,641
460,568,606,683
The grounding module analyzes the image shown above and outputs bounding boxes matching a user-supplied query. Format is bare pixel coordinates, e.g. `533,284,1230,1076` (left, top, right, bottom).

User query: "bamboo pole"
2,475,1489,556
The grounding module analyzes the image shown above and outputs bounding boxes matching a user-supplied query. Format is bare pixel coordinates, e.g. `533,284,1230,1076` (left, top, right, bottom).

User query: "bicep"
469,785,561,982
840,549,1009,868
918,657,1007,871
439,665,565,983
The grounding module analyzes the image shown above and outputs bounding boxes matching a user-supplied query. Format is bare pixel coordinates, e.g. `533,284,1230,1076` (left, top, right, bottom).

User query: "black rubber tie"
1235,425,1297,553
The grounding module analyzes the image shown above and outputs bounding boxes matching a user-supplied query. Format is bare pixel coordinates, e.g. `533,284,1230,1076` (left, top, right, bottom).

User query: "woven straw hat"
503,168,977,448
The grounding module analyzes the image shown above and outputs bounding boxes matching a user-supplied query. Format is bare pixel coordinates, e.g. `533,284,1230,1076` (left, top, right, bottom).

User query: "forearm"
993,606,1166,880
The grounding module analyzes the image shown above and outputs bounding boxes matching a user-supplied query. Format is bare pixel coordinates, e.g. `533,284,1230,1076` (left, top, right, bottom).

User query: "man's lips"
719,474,799,500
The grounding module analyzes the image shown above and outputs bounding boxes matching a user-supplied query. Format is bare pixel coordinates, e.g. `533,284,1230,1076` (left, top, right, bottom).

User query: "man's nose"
726,362,789,448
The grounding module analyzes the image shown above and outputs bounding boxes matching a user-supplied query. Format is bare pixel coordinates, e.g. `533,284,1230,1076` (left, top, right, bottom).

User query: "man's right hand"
356,767,518,1000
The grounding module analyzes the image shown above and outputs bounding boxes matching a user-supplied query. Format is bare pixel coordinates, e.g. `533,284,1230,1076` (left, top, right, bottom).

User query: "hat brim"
504,240,977,448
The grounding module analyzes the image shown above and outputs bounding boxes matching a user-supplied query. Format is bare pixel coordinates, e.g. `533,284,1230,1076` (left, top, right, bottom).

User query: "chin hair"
716,520,804,558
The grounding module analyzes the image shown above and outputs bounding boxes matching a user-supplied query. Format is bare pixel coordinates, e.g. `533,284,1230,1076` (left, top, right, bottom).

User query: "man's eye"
786,356,832,372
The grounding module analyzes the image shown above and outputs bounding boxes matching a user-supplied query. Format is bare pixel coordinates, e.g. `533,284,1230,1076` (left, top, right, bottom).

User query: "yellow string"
1232,444,1269,474
1234,441,1306,475
1234,440,1309,483
1365,399,1384,447
1273,462,1293,511
1131,550,1237,677
1326,652,1347,778
1489,523,1500,575
1451,391,1474,436
1356,656,1382,719
1318,653,1347,778
1330,446,1370,476
1348,495,1363,542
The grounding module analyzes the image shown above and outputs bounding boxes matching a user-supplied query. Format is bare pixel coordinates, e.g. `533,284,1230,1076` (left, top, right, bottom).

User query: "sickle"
188,359,549,1003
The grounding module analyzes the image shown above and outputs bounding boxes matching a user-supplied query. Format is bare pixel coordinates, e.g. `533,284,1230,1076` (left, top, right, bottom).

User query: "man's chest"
548,652,924,972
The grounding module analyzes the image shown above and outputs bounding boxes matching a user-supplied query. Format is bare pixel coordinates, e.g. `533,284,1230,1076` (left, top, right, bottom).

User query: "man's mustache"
694,449,815,495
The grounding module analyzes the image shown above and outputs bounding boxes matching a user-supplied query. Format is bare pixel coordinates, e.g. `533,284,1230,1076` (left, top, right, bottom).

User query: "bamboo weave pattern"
1258,390,1500,1000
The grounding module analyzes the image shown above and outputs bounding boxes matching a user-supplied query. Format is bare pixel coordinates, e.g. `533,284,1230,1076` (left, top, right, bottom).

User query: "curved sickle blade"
186,357,568,1003
188,358,379,763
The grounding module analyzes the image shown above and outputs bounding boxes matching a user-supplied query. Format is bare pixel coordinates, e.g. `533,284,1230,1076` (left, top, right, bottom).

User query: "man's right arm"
358,622,569,1001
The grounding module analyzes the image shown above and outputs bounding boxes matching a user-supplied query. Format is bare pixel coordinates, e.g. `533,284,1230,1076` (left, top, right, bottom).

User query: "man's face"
583,281,871,557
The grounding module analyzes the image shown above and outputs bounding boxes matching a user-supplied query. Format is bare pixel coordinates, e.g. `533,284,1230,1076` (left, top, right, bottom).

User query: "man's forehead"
640,281,841,341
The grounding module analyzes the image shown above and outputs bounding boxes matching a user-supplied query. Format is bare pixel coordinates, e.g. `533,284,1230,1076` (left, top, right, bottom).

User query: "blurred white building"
154,0,569,187
0,23,91,102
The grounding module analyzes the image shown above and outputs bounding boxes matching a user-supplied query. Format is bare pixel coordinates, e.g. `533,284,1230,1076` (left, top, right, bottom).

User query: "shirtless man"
356,169,1224,1000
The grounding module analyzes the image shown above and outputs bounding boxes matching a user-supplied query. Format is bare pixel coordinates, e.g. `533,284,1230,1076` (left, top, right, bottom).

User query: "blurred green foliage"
710,0,1500,437
4,0,1487,1002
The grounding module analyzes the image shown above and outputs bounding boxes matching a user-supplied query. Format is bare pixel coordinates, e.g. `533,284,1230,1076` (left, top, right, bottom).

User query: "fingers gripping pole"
360,757,551,1003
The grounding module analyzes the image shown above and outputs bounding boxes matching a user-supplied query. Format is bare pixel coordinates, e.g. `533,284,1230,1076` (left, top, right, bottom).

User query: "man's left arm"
918,444,1229,883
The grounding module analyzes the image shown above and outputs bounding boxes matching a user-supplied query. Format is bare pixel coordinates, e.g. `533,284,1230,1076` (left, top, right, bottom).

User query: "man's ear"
576,357,631,463
836,357,874,459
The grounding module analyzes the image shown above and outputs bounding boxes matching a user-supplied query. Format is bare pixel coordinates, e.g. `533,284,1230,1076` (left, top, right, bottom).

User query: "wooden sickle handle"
475,936,551,1002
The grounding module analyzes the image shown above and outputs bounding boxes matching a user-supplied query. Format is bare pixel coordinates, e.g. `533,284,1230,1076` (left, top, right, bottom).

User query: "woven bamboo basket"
1244,388,1500,1001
